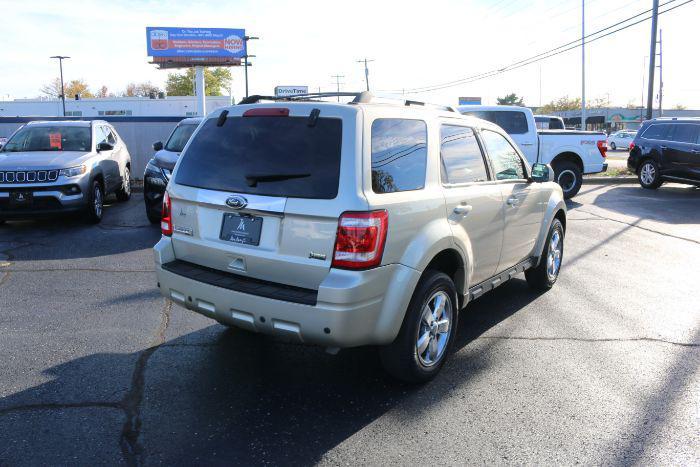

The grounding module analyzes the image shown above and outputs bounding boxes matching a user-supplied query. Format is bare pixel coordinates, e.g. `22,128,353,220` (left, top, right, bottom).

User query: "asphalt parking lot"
1,184,698,466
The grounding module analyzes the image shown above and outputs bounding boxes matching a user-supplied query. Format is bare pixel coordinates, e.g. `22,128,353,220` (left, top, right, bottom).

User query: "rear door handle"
507,197,520,206
521,142,535,146
453,204,473,215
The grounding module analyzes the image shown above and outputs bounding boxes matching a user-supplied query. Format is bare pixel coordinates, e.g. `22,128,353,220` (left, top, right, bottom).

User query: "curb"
583,176,637,184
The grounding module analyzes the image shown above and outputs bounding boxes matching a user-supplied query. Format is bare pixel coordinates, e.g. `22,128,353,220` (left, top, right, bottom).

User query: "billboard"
146,27,246,58
274,86,309,97
458,96,482,105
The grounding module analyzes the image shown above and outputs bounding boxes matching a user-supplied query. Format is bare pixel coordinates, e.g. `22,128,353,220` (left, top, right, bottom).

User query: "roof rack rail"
238,92,456,112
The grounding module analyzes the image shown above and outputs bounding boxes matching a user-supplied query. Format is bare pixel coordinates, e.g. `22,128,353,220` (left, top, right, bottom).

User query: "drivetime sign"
274,86,309,97
147,27,246,58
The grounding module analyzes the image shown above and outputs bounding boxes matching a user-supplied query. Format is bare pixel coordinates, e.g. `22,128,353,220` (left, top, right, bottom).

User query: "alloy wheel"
416,291,452,367
547,230,562,281
640,162,656,186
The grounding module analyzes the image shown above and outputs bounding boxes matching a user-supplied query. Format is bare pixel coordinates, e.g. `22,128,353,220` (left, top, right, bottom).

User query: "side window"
94,126,108,146
440,125,488,184
642,123,672,141
672,124,700,144
481,130,526,181
106,128,117,145
371,119,427,193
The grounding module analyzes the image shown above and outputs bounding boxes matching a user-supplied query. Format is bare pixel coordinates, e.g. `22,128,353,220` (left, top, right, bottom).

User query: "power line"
356,58,374,91
331,74,345,102
386,0,692,94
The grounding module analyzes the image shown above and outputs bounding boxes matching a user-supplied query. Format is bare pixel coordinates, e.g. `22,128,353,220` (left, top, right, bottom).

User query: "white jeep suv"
154,92,567,382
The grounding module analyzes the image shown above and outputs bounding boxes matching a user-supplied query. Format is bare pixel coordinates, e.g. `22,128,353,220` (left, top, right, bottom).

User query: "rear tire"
380,270,459,383
553,160,583,199
638,159,662,189
526,218,564,291
85,180,104,224
146,204,161,224
116,167,131,202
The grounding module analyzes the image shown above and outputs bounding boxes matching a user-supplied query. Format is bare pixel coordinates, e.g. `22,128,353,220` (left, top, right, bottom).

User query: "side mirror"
153,141,164,151
96,141,114,152
531,163,554,183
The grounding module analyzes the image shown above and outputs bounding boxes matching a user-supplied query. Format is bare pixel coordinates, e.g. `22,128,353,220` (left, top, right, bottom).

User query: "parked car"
627,118,700,189
0,120,131,224
534,115,565,130
458,105,608,198
153,92,567,382
144,117,202,223
607,130,637,150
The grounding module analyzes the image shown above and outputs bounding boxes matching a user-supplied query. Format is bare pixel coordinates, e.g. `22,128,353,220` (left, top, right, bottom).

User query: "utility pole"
657,29,663,116
646,0,659,120
50,55,70,117
356,58,374,91
331,74,344,102
243,35,259,98
581,0,586,130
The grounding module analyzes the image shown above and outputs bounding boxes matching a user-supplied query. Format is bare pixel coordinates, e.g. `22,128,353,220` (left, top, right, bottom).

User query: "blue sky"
1,0,698,108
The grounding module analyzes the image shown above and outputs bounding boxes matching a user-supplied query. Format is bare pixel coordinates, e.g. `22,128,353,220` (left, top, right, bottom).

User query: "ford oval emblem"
226,195,248,209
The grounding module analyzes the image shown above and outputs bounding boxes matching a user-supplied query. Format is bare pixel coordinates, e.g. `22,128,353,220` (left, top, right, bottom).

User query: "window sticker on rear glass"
49,133,62,149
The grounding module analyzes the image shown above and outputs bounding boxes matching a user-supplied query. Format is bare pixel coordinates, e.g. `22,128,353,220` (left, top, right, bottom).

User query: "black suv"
628,118,700,189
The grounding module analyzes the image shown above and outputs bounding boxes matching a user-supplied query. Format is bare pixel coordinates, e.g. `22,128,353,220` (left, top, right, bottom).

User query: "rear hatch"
166,104,365,290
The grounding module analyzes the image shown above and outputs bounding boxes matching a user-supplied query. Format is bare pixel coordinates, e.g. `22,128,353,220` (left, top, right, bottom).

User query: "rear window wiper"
244,172,311,187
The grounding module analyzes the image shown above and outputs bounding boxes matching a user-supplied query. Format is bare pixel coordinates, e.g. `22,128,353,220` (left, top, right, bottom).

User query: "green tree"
40,78,94,99
122,81,162,97
496,93,524,106
537,96,581,114
673,104,687,110
165,67,232,96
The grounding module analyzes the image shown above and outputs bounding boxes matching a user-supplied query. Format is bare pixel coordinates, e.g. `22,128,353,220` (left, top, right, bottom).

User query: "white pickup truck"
458,105,608,198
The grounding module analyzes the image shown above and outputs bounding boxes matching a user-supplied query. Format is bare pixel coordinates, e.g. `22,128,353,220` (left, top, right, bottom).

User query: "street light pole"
646,0,659,121
50,55,70,117
581,0,586,130
243,36,259,98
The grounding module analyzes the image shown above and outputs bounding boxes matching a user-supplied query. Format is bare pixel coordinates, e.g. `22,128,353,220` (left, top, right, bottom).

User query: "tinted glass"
371,119,427,193
95,126,108,146
1,126,91,152
175,116,342,199
481,130,526,180
672,124,700,144
642,123,672,141
106,129,116,145
165,123,198,152
549,118,565,129
440,125,488,184
461,110,529,134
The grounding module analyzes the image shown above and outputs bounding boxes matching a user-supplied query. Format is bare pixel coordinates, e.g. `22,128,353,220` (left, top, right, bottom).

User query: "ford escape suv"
0,120,132,224
153,92,567,382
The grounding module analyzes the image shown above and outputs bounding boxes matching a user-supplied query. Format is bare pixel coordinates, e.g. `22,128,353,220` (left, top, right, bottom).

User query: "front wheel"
638,159,662,189
380,270,459,383
525,218,564,291
553,161,583,199
84,180,104,224
116,167,131,202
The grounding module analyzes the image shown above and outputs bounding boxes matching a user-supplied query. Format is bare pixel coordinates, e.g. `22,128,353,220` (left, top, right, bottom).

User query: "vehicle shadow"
0,194,161,262
0,279,544,465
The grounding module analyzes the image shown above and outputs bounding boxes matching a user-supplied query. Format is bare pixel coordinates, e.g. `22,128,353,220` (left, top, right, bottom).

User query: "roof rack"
238,91,457,112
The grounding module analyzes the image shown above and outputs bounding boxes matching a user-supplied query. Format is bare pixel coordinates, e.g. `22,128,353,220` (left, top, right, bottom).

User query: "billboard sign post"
146,27,246,59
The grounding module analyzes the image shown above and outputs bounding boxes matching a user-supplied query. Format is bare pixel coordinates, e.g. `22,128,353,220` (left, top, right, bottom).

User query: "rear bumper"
583,162,607,174
153,237,421,348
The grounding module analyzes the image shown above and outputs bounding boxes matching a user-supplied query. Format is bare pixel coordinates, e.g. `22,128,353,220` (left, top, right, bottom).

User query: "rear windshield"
175,116,342,199
1,126,91,152
165,123,198,152
461,110,529,135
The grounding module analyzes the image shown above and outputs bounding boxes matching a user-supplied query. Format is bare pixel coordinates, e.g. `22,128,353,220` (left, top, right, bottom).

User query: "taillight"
629,142,635,151
597,140,608,158
243,108,290,117
332,211,388,269
161,192,173,236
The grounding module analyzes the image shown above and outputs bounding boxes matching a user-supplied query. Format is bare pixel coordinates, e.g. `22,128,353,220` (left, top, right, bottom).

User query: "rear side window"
461,111,529,134
440,125,488,184
642,123,672,141
371,119,427,193
481,130,526,180
165,124,198,152
175,116,342,199
672,124,700,144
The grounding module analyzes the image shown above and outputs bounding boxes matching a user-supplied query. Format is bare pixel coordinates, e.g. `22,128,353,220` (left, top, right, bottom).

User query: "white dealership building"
0,95,233,117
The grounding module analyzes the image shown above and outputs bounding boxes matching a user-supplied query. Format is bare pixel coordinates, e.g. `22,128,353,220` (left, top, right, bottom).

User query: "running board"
468,258,535,301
